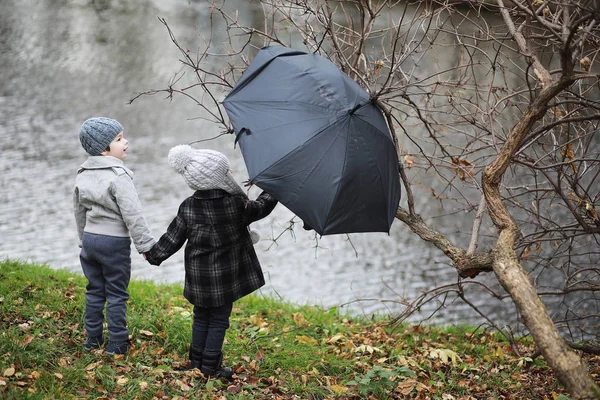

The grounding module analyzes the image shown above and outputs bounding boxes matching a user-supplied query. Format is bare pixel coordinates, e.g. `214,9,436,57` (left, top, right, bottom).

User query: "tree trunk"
490,228,600,399
482,77,600,399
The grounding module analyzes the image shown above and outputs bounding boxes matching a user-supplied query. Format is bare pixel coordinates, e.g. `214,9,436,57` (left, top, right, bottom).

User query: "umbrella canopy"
223,46,401,235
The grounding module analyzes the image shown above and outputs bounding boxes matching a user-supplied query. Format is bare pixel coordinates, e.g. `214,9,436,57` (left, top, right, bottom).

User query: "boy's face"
101,131,128,160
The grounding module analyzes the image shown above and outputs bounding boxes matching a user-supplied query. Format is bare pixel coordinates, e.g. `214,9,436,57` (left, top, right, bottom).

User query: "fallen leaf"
139,382,148,390
4,367,15,377
54,373,63,380
85,362,100,371
248,360,259,372
176,379,190,391
328,384,348,394
20,334,34,347
354,344,382,354
517,357,533,367
139,330,153,337
494,346,505,359
295,335,317,345
117,377,128,385
397,379,416,395
255,349,264,361
249,313,268,328
326,334,345,344
429,348,462,364
227,384,242,394
292,313,307,327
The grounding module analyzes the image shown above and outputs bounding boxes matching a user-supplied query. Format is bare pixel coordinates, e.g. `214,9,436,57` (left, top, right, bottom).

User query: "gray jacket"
73,156,155,253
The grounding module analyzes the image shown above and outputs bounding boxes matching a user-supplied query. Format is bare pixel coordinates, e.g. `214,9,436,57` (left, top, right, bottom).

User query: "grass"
1,259,597,399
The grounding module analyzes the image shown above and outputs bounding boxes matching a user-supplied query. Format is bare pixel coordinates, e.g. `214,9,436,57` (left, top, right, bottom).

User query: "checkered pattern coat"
145,189,277,307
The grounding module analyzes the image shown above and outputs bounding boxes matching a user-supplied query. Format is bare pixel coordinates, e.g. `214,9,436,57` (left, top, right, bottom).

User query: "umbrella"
223,46,401,235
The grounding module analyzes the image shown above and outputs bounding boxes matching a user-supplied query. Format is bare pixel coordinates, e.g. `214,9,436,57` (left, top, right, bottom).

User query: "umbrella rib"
251,101,354,177
255,115,350,234
227,100,341,115
354,111,396,144
257,120,337,180
317,117,351,234
355,111,400,225
252,110,333,133
248,113,341,180
320,116,394,233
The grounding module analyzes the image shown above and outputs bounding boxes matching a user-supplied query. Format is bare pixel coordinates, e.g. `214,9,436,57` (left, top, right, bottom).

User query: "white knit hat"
168,145,260,244
168,145,246,196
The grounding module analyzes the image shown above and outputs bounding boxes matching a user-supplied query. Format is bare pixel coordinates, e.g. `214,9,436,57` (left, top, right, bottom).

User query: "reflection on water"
0,0,517,327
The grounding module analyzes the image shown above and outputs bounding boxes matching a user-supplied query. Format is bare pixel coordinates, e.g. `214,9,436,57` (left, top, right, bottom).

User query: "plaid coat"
145,189,277,307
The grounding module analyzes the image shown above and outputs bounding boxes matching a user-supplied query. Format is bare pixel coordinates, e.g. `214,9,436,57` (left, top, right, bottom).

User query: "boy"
145,144,277,379
73,117,155,355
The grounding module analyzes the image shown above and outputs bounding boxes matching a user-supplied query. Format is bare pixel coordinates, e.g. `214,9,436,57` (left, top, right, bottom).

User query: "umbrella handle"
234,127,250,146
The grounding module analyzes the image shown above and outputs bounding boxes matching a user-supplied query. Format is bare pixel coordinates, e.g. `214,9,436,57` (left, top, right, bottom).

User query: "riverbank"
1,260,594,399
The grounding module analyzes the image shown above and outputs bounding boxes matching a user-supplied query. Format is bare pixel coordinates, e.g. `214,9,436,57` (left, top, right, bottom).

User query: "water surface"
1,0,514,326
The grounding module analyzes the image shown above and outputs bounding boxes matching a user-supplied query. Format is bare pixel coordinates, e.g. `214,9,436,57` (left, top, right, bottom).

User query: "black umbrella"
223,46,401,235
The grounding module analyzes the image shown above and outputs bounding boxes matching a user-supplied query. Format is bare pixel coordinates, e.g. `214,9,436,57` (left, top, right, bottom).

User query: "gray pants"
80,232,131,342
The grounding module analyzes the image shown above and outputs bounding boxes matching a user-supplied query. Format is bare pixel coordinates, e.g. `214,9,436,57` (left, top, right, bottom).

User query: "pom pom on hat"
168,144,197,174
80,117,123,156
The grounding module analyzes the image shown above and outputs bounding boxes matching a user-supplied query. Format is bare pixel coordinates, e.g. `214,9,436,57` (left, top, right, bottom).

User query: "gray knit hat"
79,117,124,156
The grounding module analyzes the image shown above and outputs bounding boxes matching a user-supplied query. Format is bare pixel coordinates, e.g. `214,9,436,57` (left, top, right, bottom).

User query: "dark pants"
192,303,233,352
80,232,132,342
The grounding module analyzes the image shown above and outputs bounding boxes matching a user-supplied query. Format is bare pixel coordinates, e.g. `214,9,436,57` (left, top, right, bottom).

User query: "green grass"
1,259,593,399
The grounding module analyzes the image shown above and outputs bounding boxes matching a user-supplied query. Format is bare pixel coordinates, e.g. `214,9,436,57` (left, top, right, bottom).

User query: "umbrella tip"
349,104,362,115
234,127,251,145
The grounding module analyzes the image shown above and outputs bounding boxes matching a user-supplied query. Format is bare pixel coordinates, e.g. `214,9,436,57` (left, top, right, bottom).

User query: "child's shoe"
84,335,104,351
201,350,233,380
106,340,130,356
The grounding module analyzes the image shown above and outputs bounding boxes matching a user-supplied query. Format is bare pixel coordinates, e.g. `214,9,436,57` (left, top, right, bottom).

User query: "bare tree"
131,0,600,397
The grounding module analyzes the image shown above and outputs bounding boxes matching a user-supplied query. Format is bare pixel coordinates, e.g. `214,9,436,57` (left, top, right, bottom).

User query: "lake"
0,0,522,327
